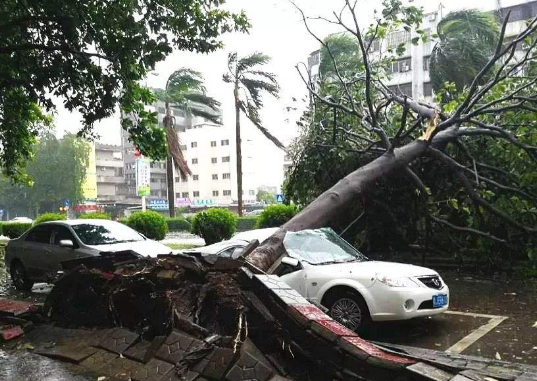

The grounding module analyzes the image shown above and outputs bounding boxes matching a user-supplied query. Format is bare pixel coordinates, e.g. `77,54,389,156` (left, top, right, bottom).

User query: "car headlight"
376,274,418,288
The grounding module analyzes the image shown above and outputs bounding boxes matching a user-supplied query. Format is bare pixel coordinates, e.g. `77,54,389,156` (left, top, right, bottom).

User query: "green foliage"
320,34,362,79
256,190,276,204
430,10,500,93
77,212,111,220
166,217,191,232
34,213,67,224
257,204,297,228
126,211,168,241
237,217,258,231
2,222,32,238
0,133,90,217
190,208,237,245
0,0,249,177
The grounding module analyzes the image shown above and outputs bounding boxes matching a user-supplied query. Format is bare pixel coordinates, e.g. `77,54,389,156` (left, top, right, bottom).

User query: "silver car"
4,219,172,290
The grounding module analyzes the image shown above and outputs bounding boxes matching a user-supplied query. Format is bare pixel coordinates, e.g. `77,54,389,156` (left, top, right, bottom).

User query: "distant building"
94,143,131,205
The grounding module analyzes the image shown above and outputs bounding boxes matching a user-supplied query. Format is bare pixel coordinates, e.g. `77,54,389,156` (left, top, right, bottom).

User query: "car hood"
89,240,172,258
309,260,438,278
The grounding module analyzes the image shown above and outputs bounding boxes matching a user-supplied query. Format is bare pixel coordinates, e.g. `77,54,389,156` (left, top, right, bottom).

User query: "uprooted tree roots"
44,257,246,338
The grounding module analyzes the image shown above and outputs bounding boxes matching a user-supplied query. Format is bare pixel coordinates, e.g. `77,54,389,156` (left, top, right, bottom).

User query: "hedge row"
237,217,258,231
125,211,168,240
166,217,191,232
1,222,33,238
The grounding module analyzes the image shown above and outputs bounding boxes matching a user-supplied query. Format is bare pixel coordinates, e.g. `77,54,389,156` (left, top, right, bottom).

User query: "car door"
48,225,82,272
21,224,55,280
274,259,308,297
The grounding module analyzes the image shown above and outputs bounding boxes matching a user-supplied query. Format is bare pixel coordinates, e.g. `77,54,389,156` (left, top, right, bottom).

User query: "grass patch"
165,243,201,251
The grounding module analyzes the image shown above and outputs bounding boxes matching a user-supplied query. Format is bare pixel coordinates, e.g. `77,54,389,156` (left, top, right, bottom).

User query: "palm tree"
430,10,500,94
223,52,284,216
155,68,220,217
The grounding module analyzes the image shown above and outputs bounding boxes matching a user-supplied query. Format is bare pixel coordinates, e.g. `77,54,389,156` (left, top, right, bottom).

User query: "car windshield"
72,223,144,245
283,228,368,265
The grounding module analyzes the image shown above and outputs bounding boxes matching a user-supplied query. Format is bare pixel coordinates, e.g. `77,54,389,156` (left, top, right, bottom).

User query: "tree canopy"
0,133,90,217
0,0,249,180
430,10,500,93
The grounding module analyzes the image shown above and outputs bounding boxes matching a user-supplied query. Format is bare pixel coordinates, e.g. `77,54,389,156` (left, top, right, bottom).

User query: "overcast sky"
53,0,525,188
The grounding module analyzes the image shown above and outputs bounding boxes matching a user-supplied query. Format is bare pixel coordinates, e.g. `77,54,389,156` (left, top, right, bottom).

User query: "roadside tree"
154,68,220,217
246,1,537,271
224,52,284,216
0,0,248,180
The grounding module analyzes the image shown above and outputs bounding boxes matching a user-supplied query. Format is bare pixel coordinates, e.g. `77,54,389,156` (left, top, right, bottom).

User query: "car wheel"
326,291,370,332
10,261,34,291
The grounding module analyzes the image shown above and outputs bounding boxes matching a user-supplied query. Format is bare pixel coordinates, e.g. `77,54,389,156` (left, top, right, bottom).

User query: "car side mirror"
59,239,74,248
281,256,300,268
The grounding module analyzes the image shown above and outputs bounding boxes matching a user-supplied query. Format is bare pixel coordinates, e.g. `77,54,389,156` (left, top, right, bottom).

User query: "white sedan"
185,227,449,331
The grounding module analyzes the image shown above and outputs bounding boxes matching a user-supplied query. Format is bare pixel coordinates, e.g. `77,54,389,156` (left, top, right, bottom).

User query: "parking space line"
443,311,508,355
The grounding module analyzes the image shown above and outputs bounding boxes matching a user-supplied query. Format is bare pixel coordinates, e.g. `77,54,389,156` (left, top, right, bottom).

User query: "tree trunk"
165,102,176,218
235,83,243,217
247,139,434,272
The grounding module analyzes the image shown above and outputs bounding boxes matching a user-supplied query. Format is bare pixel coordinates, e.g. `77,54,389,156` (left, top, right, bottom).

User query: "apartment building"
94,143,130,204
122,100,260,209
307,1,537,103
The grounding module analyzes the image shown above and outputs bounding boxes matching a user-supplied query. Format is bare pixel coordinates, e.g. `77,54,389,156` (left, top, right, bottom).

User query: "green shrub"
237,216,258,232
126,211,168,240
0,222,4,236
166,217,191,232
34,213,67,225
3,222,33,238
78,212,111,220
118,217,128,225
191,208,237,245
257,204,297,228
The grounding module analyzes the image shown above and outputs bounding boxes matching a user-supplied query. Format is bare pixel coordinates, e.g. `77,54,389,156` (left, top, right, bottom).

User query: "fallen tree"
247,1,537,271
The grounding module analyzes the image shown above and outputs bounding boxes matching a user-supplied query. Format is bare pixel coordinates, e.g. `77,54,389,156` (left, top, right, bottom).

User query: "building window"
191,142,197,148
160,178,166,184
212,190,219,197
388,83,412,98
211,157,217,164
193,191,200,197
222,156,230,163
423,56,430,71
389,57,412,74
151,190,158,196
222,173,231,179
386,30,410,48
193,175,199,181
151,178,158,183
211,141,217,147
249,190,255,196
424,82,433,97
180,144,187,151
192,158,198,164
223,190,231,196
212,174,218,180
182,192,189,198
175,177,180,183
221,139,230,146
175,193,181,198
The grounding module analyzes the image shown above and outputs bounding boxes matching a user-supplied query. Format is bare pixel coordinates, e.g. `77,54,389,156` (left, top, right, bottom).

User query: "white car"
9,217,33,224
186,227,449,331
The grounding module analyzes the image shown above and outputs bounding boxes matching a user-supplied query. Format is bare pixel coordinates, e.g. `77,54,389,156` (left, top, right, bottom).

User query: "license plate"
432,294,448,308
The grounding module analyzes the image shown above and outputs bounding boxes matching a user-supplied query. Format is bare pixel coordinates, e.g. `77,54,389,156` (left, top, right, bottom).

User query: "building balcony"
96,159,124,168
97,176,125,184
